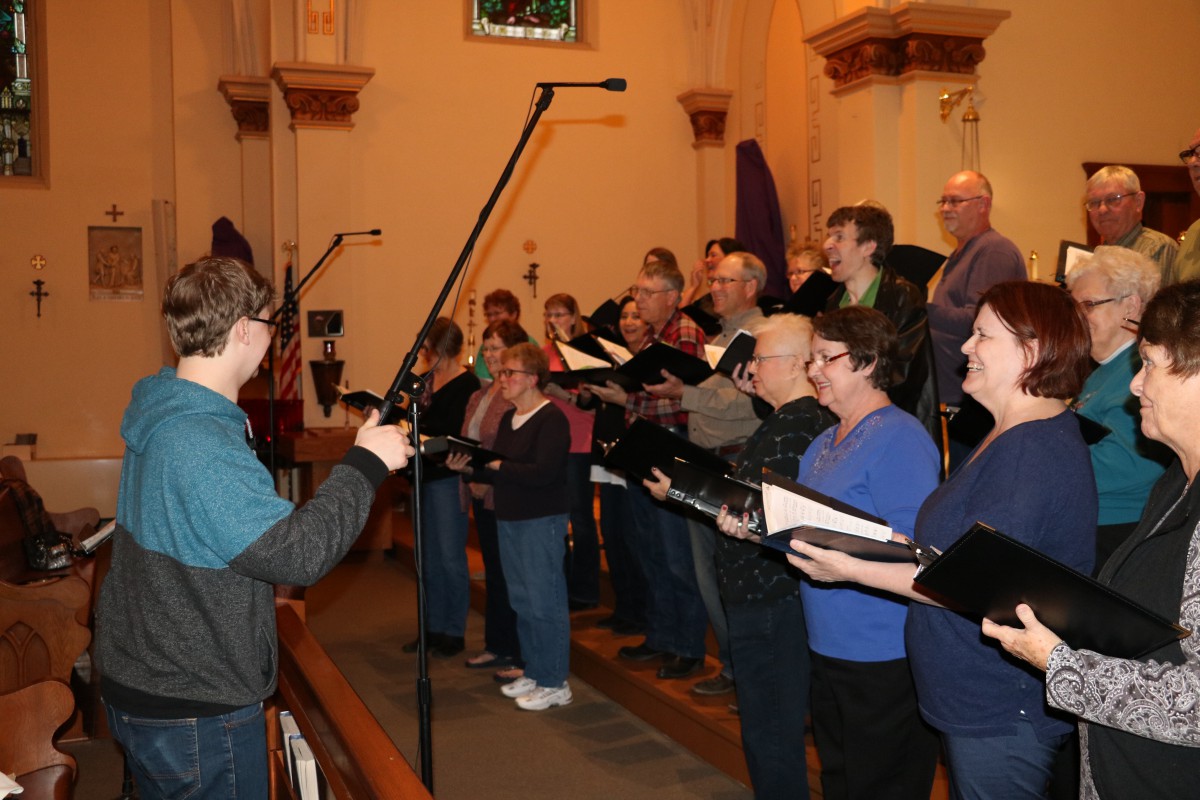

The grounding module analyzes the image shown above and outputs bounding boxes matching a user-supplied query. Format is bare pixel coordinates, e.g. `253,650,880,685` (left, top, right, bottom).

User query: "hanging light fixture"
939,86,981,171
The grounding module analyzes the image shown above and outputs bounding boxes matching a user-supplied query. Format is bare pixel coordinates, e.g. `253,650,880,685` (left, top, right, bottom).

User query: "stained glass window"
1,0,33,176
470,1,579,43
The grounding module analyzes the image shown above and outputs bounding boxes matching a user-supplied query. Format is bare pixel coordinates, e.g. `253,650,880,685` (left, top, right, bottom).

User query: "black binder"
757,470,922,563
552,342,715,391
420,434,503,469
712,330,756,377
336,389,403,424
914,522,1190,659
665,458,764,533
601,417,733,483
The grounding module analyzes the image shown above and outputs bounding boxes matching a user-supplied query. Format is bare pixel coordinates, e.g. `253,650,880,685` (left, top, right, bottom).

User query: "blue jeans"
626,485,708,659
688,516,731,677
472,500,521,662
105,700,267,800
419,476,470,637
942,720,1066,800
598,482,647,625
498,514,571,687
726,594,810,800
564,454,601,604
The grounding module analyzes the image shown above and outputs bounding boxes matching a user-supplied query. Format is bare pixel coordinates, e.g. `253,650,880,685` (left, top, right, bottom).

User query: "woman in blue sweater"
786,282,1096,799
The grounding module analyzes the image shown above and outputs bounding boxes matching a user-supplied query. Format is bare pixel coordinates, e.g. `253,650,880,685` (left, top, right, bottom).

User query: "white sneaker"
516,682,573,711
500,676,537,698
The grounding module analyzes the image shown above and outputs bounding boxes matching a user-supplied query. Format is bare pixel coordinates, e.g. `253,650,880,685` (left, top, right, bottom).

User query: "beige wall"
3,0,1199,463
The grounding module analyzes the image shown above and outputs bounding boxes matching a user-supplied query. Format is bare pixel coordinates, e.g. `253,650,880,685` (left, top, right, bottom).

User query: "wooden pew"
0,679,78,799
269,600,432,800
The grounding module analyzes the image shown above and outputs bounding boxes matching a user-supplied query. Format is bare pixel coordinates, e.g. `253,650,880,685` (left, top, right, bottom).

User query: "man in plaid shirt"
591,260,710,679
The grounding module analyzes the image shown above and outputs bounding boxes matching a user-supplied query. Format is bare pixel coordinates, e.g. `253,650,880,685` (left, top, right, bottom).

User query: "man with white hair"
1084,164,1177,280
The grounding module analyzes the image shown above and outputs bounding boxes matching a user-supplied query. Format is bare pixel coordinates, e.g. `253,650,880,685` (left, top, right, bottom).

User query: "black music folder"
681,301,722,337
554,342,715,391
336,388,403,424
601,417,733,483
756,470,921,563
420,435,503,469
914,522,1190,659
711,330,756,377
665,458,764,533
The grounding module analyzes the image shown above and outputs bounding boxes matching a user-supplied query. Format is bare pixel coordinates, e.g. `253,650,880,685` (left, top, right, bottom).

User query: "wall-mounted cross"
523,262,540,298
30,254,46,270
30,278,49,318
105,204,124,222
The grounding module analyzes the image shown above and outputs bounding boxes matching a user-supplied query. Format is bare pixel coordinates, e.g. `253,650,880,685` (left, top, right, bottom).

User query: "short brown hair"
163,257,274,357
826,205,893,266
644,247,678,270
977,281,1091,398
813,305,898,390
1139,280,1200,378
545,293,586,338
424,316,464,360
483,320,528,348
484,289,521,316
502,342,550,388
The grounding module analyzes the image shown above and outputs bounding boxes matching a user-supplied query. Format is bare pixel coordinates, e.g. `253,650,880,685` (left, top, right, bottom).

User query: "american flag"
278,264,302,401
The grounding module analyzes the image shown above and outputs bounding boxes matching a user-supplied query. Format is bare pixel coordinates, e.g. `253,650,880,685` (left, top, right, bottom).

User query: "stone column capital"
271,62,375,131
218,75,271,140
676,88,734,149
805,2,1010,93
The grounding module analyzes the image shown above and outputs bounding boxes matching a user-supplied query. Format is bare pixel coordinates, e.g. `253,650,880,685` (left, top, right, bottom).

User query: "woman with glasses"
783,282,1096,798
1066,246,1167,569
458,320,530,682
448,343,572,711
541,293,601,612
782,244,836,317
725,305,942,799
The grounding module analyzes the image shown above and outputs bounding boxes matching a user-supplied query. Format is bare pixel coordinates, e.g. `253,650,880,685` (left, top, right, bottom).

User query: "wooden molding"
271,62,375,132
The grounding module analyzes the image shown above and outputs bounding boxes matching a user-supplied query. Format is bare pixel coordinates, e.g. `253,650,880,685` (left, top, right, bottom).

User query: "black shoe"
594,614,619,630
568,599,598,612
432,636,465,658
402,632,444,654
657,656,704,680
611,620,646,637
617,642,668,662
691,673,736,696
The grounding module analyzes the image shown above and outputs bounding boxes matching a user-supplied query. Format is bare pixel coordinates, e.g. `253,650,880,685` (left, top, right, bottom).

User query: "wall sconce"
309,340,345,417
939,86,980,172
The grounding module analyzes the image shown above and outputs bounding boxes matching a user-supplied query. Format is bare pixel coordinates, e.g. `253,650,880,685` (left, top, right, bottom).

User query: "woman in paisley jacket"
984,280,1200,799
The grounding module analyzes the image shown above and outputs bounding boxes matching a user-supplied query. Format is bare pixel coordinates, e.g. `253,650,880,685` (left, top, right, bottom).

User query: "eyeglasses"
1084,193,1135,212
1078,296,1127,312
707,276,751,287
496,368,536,379
628,285,674,299
544,310,572,318
749,353,799,365
936,195,983,208
1179,147,1200,164
805,351,850,369
248,317,278,331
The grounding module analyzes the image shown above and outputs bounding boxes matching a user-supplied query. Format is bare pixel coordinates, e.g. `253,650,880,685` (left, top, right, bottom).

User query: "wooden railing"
269,601,432,800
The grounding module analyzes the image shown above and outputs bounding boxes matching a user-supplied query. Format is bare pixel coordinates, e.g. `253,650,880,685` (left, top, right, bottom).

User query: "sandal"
493,666,524,684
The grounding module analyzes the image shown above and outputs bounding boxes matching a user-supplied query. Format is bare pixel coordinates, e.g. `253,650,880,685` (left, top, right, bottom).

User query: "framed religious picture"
88,226,144,301
466,0,588,46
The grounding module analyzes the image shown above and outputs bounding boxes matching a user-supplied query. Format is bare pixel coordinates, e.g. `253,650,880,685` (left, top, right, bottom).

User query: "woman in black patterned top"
648,313,833,800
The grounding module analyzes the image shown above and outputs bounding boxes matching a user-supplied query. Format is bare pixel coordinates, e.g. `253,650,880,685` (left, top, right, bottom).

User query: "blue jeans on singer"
105,700,267,800
498,513,570,687
420,476,470,637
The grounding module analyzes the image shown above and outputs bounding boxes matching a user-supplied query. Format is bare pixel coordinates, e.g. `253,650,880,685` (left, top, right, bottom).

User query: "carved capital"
217,75,271,140
271,62,375,131
806,2,1010,90
676,88,734,149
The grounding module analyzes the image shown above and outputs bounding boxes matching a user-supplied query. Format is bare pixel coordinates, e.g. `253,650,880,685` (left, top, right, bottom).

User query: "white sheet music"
596,338,634,365
703,344,726,369
558,343,612,371
761,483,892,541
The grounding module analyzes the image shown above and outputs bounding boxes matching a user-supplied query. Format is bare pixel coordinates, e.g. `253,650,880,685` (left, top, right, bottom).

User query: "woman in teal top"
1066,246,1169,570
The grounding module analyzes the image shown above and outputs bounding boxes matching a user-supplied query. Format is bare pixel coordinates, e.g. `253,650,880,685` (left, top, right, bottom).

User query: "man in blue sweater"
95,256,413,799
